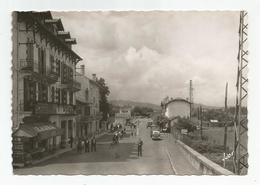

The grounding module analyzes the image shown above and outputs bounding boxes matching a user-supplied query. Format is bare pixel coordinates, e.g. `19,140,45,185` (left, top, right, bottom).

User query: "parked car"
146,121,153,128
151,130,161,140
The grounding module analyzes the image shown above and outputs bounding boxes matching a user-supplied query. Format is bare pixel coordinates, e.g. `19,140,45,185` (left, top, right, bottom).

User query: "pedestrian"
85,138,90,153
137,138,143,157
91,136,97,152
115,133,119,144
77,139,81,153
81,139,85,154
69,135,74,148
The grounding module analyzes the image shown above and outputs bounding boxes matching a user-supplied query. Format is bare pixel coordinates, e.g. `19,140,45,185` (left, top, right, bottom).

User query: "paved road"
14,119,201,175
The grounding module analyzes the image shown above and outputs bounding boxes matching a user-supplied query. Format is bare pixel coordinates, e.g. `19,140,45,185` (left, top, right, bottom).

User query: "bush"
175,117,196,133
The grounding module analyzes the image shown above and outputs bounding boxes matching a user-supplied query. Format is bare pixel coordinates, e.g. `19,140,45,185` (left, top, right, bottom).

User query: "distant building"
114,106,131,126
162,98,191,119
75,71,103,138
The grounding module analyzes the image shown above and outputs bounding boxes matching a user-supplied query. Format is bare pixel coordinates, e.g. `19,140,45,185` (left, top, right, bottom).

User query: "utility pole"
200,106,203,140
189,80,193,120
234,11,248,175
223,82,228,167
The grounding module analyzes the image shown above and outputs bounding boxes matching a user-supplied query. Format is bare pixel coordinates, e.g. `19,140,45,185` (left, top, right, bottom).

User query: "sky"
53,11,240,107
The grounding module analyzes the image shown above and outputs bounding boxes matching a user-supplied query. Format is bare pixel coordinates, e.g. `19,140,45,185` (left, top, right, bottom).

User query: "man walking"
77,138,81,153
85,138,90,153
91,136,97,152
137,138,143,157
69,135,73,148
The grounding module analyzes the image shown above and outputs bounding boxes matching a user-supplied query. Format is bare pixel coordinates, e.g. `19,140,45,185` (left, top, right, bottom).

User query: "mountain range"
109,99,222,111
109,99,161,110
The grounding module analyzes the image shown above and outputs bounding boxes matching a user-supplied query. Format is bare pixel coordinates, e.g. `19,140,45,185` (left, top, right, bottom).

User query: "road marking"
165,147,178,175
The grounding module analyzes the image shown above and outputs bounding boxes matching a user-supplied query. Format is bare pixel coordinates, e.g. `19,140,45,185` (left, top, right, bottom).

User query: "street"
14,119,201,175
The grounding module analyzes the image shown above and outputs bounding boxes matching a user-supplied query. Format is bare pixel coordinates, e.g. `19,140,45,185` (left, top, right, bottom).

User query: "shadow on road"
32,133,139,167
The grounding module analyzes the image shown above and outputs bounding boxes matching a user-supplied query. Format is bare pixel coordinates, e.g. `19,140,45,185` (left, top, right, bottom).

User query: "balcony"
34,102,57,115
20,59,38,73
80,115,95,123
34,102,77,115
46,70,59,84
56,104,77,115
61,79,81,92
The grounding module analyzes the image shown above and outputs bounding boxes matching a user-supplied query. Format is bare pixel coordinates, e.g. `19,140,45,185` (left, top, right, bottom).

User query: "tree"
174,117,196,133
97,77,110,121
131,106,154,116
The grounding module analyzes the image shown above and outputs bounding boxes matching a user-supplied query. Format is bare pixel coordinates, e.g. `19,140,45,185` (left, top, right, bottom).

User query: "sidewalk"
164,133,202,175
30,131,108,166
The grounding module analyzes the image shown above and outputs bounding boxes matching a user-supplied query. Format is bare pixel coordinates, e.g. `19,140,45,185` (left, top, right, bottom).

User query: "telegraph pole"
189,80,193,120
200,106,203,140
224,82,228,153
223,82,228,167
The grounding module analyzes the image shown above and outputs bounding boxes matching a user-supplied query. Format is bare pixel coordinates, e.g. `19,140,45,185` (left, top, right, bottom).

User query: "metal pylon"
234,11,248,175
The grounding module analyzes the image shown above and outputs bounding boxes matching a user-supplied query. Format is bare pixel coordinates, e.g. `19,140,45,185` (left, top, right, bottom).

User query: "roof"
20,12,82,62
165,98,191,107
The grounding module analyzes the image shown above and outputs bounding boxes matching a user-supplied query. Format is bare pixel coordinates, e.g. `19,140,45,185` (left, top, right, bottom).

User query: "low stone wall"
176,140,234,175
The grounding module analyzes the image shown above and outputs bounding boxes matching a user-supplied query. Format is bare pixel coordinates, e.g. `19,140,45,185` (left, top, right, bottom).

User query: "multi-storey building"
12,11,82,165
75,71,103,139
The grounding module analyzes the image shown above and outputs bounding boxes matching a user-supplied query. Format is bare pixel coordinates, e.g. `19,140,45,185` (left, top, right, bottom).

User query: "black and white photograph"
11,11,248,175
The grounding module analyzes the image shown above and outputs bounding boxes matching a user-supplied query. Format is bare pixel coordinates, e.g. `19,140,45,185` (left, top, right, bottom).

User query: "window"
61,63,73,84
85,89,89,102
26,42,34,61
61,89,67,104
23,78,36,111
51,87,55,103
50,55,55,73
56,60,61,76
38,48,46,75
38,83,48,102
84,106,90,116
55,88,61,104
69,91,73,105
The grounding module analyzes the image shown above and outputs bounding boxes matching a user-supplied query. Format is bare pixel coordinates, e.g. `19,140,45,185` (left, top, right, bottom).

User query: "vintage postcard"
11,11,248,175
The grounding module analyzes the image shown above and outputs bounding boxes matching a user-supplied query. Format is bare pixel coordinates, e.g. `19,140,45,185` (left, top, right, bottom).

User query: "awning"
13,125,37,138
13,123,63,140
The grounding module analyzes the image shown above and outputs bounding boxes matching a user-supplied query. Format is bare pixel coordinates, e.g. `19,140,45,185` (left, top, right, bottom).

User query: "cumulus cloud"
53,11,240,106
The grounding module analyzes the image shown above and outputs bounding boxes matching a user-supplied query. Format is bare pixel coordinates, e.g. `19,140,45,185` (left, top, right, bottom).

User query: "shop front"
12,123,62,167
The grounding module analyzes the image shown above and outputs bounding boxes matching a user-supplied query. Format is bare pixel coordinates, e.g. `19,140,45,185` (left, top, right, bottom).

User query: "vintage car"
151,130,161,140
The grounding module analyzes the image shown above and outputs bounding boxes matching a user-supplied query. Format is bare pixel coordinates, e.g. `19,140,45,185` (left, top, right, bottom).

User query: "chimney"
80,65,85,76
92,74,97,81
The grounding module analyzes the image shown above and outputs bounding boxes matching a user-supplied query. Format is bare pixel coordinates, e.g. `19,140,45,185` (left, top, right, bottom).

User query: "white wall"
165,101,190,119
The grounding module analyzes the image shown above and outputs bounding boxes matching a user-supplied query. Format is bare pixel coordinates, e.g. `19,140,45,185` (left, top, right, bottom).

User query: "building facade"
75,72,103,139
12,11,82,165
114,106,131,127
162,98,191,119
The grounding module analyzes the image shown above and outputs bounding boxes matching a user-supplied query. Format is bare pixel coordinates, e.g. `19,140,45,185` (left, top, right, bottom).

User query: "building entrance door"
61,120,66,147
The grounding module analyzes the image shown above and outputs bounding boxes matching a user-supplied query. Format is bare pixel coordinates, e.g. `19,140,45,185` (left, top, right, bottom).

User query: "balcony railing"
20,59,58,84
56,104,77,115
34,102,77,115
34,102,57,115
46,70,59,84
61,79,81,91
20,59,38,72
80,115,95,122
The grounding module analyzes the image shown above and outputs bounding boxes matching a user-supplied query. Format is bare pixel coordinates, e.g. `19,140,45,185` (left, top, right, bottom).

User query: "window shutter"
33,44,38,73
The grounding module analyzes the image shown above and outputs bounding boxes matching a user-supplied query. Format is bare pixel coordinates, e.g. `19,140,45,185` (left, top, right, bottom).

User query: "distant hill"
193,103,222,110
109,99,161,111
